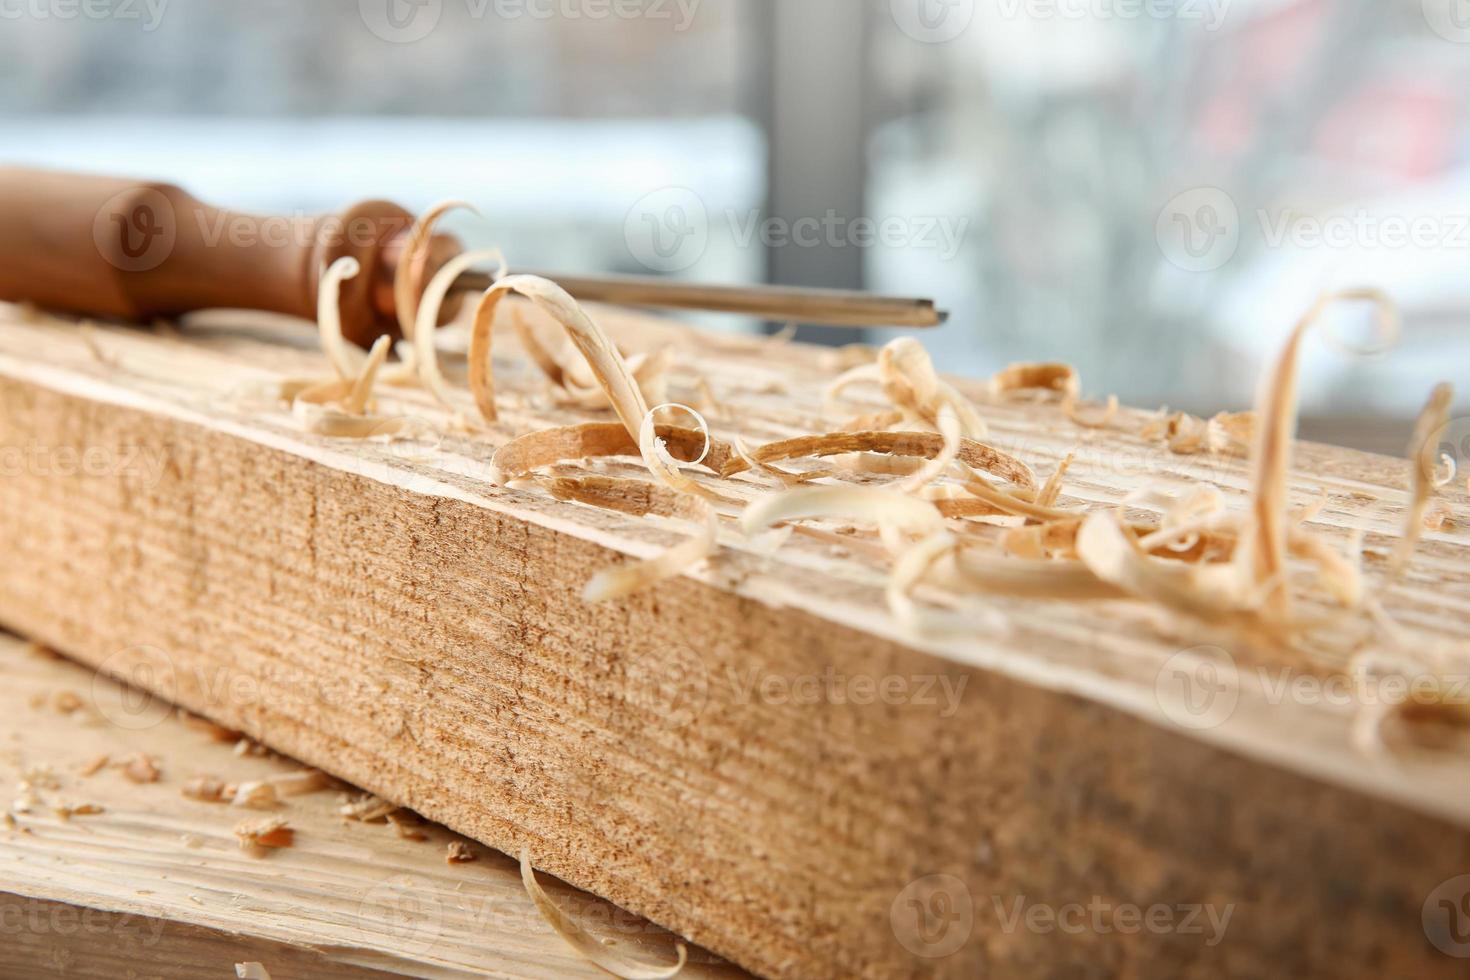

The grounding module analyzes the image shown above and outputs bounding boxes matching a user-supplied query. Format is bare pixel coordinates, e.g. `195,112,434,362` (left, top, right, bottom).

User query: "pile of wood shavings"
280,263,1463,752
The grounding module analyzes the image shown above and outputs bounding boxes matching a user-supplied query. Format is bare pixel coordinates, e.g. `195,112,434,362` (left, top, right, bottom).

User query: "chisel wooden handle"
0,167,426,347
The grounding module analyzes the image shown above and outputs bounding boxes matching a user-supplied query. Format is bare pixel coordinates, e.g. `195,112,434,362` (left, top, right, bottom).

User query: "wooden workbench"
0,634,743,979
0,300,1467,979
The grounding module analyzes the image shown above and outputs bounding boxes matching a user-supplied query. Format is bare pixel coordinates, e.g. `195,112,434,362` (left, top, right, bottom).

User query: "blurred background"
3,0,1467,451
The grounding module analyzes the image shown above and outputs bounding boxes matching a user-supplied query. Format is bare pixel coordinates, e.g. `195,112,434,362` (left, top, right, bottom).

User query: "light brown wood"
0,635,744,979
0,301,1468,978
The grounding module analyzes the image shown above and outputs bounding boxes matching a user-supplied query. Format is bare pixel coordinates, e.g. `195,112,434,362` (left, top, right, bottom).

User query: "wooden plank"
0,302,1468,978
0,635,744,979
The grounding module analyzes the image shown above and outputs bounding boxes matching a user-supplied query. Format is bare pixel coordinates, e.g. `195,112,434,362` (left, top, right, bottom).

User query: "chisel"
0,167,946,349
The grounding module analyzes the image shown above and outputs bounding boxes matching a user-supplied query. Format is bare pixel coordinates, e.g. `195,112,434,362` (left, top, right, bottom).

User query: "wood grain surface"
0,301,1467,978
0,635,743,979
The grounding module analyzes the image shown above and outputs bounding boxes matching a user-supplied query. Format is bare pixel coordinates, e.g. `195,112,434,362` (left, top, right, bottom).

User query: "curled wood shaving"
1242,289,1398,617
724,430,1035,489
1077,512,1262,622
414,248,506,413
511,308,568,388
1392,382,1454,574
231,770,331,808
886,532,1007,635
316,257,369,379
990,362,1080,400
520,849,687,980
898,405,961,494
1064,394,1119,429
293,402,417,440
731,434,827,487
233,816,293,851
470,275,648,434
394,200,476,341
638,404,741,508
743,485,945,555
879,338,988,438
524,473,687,519
584,505,719,602
343,335,392,416
492,422,731,485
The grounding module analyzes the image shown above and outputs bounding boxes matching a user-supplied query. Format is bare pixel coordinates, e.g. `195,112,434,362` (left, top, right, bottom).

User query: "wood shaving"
446,840,477,864
520,848,687,980
292,401,417,440
724,430,1035,489
118,754,161,784
1064,394,1119,429
469,275,649,435
77,754,109,777
53,802,104,820
886,532,1010,636
990,362,1080,400
52,690,82,714
393,200,476,341
182,775,229,803
1037,454,1074,509
340,794,398,823
1392,382,1454,574
1143,410,1255,456
233,815,293,851
236,964,272,980
414,248,505,414
232,770,331,808
387,811,429,841
743,485,945,556
343,335,392,416
492,422,731,486
316,256,369,379
1242,289,1398,617
584,505,719,603
638,405,741,508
